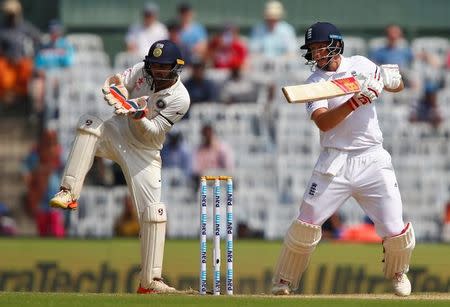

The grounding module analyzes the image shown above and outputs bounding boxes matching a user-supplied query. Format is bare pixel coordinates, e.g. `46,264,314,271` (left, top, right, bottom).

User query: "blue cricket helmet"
143,40,185,85
300,22,344,60
144,39,184,67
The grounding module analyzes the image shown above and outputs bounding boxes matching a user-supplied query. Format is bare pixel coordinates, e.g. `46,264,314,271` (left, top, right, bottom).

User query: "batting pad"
383,223,415,278
272,219,322,290
61,114,104,198
140,202,167,288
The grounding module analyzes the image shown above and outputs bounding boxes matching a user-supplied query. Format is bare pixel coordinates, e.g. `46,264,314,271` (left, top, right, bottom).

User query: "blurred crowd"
1,0,450,239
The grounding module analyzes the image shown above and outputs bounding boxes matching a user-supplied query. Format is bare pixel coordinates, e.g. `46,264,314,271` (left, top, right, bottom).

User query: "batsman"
50,40,190,293
272,22,415,296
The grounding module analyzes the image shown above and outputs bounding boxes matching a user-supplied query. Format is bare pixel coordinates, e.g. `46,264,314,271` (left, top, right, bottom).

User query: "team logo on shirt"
156,99,167,109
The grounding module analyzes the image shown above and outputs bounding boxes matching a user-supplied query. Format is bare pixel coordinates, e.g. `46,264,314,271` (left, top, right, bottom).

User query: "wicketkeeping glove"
381,64,402,90
348,69,384,110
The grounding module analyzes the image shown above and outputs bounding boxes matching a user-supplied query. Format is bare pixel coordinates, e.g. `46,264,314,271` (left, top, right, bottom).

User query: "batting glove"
102,74,129,110
381,64,402,90
116,96,148,120
348,69,384,110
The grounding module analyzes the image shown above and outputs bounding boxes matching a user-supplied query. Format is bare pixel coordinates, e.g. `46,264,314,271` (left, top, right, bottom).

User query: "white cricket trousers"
298,145,405,238
96,116,162,222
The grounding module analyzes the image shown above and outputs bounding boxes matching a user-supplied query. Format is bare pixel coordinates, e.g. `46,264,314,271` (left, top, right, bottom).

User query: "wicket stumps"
200,176,233,295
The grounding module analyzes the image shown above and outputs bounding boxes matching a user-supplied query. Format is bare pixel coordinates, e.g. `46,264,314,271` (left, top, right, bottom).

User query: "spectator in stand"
409,83,443,129
177,2,207,59
167,20,192,65
369,24,413,69
0,203,18,236
446,51,450,69
30,20,74,121
192,123,234,181
321,213,343,240
404,35,445,128
207,24,247,70
34,20,74,71
0,0,41,105
413,45,446,121
442,201,450,242
114,195,140,237
161,129,192,177
220,66,258,104
125,2,168,57
369,24,424,93
184,57,219,103
249,0,297,58
22,129,65,237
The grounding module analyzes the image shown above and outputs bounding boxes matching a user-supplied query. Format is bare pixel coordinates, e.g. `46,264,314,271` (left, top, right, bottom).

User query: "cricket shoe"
49,189,78,210
392,272,411,296
137,278,177,294
271,281,291,295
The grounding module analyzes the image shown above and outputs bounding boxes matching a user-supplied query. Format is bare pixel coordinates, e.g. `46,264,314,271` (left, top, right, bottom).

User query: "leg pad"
383,222,415,278
140,202,167,288
272,219,322,290
61,114,104,198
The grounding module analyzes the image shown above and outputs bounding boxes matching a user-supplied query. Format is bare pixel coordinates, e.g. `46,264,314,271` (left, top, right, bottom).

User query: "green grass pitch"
1,238,449,306
1,292,450,307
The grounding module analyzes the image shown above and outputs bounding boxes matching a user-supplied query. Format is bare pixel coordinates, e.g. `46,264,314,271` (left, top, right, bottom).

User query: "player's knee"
287,219,322,250
376,219,406,238
77,114,104,137
297,201,325,225
142,202,167,223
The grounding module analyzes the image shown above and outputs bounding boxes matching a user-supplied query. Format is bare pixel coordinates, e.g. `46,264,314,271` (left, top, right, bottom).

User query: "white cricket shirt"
305,55,383,151
119,62,191,149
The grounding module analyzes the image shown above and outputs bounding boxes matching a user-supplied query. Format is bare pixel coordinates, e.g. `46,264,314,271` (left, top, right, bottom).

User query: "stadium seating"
43,33,450,241
411,37,449,59
342,36,367,57
114,51,143,71
67,33,105,52
68,186,128,237
368,36,408,51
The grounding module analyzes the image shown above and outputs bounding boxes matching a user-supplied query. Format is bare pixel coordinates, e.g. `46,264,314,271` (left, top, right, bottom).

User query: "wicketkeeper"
50,40,190,293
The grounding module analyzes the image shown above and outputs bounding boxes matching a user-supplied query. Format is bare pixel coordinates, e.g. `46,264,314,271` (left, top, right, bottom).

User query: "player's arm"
312,73,384,131
131,97,188,138
132,115,172,137
311,104,353,132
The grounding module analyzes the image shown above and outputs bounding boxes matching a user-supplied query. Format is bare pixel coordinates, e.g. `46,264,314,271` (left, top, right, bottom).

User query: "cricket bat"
282,76,361,103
